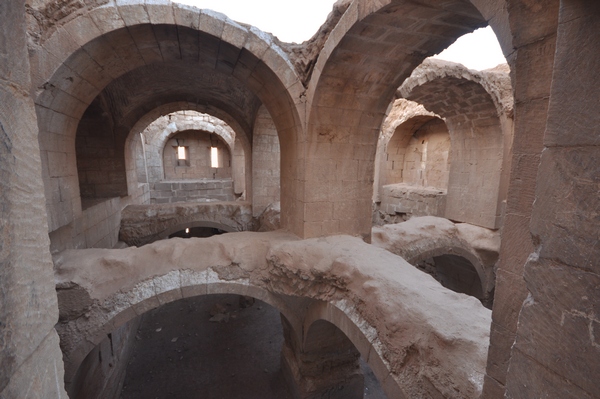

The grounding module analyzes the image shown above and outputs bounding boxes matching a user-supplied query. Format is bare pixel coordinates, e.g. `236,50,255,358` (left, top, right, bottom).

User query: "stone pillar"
504,1,600,397
252,105,281,217
0,1,68,397
280,318,364,399
481,1,560,397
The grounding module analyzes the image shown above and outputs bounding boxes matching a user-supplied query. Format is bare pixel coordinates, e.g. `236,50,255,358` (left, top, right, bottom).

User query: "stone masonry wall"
252,105,281,217
378,184,446,224
385,117,450,189
49,185,150,253
0,1,68,397
399,60,512,230
504,2,600,398
150,180,235,204
67,318,141,399
162,131,232,181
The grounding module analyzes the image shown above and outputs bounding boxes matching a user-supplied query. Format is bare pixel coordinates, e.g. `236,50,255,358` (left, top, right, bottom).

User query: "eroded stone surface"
372,216,500,303
54,231,491,399
119,202,255,246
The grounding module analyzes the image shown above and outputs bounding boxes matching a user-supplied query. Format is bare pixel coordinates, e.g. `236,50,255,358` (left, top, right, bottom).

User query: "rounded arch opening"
164,221,235,240
68,293,297,399
385,115,450,190
301,301,406,399
168,226,228,239
62,280,307,388
34,7,303,235
398,58,513,229
416,253,490,308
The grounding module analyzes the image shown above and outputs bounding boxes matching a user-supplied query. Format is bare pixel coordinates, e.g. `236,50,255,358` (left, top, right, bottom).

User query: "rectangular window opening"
211,147,219,168
177,146,187,160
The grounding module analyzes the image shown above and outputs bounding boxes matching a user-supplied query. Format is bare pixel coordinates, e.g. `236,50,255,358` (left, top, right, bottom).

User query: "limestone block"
115,1,150,26
222,19,249,49
88,3,127,35
530,147,599,270
145,0,174,25
198,9,226,39
505,349,594,399
508,258,600,397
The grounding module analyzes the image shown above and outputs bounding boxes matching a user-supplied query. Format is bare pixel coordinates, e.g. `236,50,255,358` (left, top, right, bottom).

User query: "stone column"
504,1,600,397
0,1,68,398
280,318,364,399
481,1,560,397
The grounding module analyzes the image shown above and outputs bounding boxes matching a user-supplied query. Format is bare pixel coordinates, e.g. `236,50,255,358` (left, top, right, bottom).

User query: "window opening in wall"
211,146,219,168
174,139,189,167
177,146,186,160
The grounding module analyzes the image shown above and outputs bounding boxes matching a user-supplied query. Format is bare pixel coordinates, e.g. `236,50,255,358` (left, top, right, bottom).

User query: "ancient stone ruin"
0,1,598,398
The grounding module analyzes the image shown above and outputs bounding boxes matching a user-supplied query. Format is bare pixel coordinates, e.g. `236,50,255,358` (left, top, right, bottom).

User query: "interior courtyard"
0,0,598,398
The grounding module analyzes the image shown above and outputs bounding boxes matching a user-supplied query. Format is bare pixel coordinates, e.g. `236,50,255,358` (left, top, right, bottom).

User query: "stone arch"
404,245,486,290
124,103,252,199
56,232,491,398
375,113,451,223
299,0,512,239
283,317,364,399
164,221,236,236
302,300,405,398
118,202,254,246
32,1,303,234
417,253,487,306
373,99,438,204
398,59,513,228
385,115,450,188
372,216,498,305
60,276,306,388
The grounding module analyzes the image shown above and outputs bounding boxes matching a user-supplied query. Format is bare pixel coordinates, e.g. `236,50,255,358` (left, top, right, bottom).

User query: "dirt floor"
121,294,387,399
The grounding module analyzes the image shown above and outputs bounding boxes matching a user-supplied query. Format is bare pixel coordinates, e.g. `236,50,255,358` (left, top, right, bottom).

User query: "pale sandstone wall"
149,180,235,204
138,112,243,204
399,59,513,230
378,185,447,223
481,2,560,396
401,119,451,188
48,187,150,253
373,99,437,203
0,1,68,397
503,2,600,398
162,131,232,180
252,105,281,217
141,112,237,183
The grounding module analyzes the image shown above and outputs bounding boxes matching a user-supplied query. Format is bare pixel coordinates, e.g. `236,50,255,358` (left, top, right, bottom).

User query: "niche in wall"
386,116,451,190
76,96,128,205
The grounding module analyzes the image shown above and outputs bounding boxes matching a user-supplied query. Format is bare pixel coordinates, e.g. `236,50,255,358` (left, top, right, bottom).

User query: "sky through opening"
174,0,506,70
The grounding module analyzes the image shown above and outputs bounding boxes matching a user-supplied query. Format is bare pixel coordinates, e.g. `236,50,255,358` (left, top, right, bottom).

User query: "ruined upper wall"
25,0,110,46
275,0,352,86
25,0,350,89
